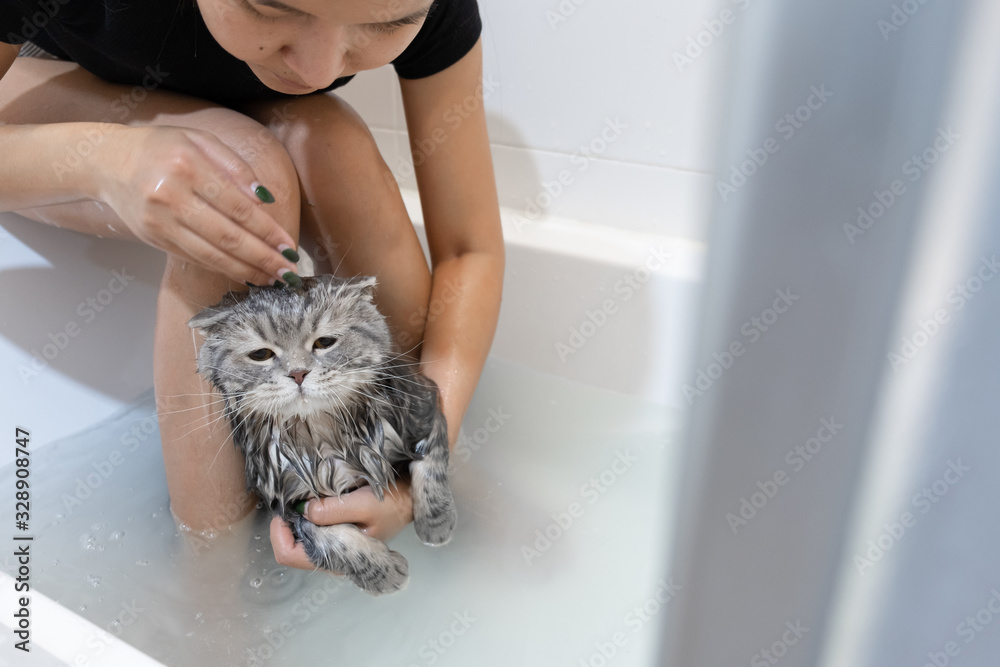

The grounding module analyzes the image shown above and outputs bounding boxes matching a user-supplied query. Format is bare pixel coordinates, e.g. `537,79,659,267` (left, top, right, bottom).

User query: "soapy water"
0,358,680,666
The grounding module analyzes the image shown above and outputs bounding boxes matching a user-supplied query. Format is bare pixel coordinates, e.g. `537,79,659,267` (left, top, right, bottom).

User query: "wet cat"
187,274,457,595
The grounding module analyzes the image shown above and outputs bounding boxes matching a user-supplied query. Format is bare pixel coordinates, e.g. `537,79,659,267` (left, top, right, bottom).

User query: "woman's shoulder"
392,0,482,80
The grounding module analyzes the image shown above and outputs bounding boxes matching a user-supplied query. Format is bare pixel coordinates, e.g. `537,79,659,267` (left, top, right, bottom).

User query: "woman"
0,0,503,570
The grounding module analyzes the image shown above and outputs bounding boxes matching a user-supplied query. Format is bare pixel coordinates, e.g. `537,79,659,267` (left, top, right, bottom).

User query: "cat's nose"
289,369,310,386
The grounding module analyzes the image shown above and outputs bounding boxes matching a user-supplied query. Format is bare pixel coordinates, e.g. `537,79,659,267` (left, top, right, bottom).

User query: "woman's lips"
269,70,314,92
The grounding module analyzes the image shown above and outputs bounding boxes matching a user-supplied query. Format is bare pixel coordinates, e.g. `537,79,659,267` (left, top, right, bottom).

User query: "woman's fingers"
181,131,301,281
304,486,383,526
268,516,343,575
154,217,279,287
174,192,298,285
303,484,414,542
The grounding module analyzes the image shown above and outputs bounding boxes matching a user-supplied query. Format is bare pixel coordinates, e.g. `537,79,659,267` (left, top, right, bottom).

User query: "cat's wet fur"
188,274,457,595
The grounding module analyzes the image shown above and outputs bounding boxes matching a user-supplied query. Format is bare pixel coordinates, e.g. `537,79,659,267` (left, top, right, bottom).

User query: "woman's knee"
250,94,390,181
183,107,302,240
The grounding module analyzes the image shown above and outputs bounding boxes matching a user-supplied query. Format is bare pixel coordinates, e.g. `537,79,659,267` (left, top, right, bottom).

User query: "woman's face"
196,0,434,93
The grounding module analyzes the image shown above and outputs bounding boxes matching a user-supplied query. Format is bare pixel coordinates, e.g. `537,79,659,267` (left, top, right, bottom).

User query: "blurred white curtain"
659,0,1000,664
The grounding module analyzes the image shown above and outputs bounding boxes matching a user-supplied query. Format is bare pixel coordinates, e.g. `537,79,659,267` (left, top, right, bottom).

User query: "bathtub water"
0,356,682,666
0,185,702,665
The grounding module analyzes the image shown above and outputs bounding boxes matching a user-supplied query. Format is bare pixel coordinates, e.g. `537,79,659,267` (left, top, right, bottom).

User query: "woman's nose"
280,29,347,89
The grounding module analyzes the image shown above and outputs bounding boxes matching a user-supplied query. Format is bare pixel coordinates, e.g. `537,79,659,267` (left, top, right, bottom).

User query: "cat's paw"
351,549,409,596
414,494,458,547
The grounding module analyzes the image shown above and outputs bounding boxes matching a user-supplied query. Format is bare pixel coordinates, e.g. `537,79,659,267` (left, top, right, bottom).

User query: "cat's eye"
248,348,275,361
313,336,338,350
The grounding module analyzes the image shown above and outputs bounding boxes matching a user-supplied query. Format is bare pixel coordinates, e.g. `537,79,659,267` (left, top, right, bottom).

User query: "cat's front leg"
291,514,409,596
409,411,458,546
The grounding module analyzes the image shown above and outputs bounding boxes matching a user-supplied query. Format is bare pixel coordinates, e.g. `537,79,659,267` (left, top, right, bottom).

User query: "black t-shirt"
0,0,480,106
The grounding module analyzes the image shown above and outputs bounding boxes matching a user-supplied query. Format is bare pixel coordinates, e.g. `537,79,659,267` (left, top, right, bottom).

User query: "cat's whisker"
189,273,456,594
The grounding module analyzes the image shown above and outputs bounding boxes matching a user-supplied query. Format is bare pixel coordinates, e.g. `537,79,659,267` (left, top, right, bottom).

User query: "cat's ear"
188,290,247,332
348,275,378,302
187,304,232,333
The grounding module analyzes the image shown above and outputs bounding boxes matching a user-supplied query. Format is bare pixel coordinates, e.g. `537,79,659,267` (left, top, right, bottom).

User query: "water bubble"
79,534,97,551
254,534,261,540
109,530,125,541
135,559,150,567
80,605,87,611
195,612,205,624
87,575,102,588
110,619,121,632
250,578,262,588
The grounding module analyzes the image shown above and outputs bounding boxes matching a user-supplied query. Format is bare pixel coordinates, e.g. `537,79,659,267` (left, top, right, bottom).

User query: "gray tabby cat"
187,274,457,595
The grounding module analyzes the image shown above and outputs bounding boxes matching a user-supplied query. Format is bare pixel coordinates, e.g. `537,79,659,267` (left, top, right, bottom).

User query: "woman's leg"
239,94,433,356
0,58,301,530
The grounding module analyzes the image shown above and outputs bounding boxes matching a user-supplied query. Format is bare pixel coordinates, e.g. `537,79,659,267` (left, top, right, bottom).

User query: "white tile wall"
337,0,736,243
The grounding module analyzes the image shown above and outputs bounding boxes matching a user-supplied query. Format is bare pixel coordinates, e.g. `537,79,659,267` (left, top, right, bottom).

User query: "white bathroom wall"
338,0,733,242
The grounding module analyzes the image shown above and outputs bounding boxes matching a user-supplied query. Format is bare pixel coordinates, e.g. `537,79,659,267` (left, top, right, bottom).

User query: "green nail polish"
281,247,300,262
272,280,286,288
294,501,307,515
282,271,302,288
254,184,275,204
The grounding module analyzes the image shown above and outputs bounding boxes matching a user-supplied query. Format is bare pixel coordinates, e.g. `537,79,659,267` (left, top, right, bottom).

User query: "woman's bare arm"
399,39,505,449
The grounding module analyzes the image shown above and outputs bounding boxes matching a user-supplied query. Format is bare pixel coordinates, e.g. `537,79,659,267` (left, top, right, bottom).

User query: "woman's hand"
93,124,299,286
269,480,415,571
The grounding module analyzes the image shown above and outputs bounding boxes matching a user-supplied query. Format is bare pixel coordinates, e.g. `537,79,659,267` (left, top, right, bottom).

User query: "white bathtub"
0,192,704,666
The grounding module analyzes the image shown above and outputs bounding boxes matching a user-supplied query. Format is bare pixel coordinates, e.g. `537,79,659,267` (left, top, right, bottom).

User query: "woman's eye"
243,0,283,22
248,348,275,361
313,336,338,350
366,23,403,34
